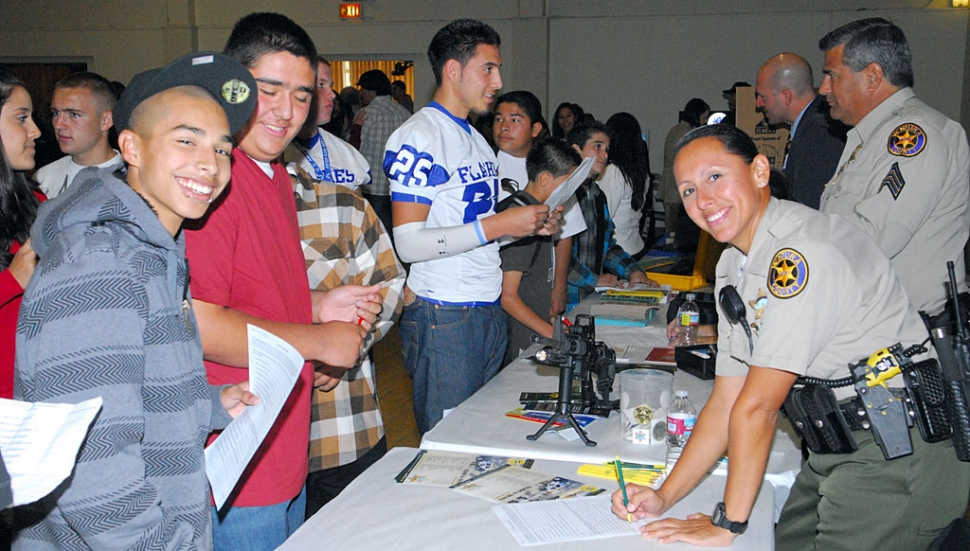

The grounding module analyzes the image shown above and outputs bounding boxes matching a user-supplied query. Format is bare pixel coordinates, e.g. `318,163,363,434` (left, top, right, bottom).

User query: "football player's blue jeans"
400,296,507,434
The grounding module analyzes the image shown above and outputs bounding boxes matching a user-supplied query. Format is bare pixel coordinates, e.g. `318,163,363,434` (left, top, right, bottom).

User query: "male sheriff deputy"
818,17,970,317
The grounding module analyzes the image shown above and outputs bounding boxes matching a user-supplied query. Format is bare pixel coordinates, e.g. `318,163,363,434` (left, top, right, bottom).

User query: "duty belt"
782,343,952,460
838,390,908,432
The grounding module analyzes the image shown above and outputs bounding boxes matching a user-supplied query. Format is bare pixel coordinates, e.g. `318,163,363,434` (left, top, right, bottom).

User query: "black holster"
781,385,858,454
929,327,970,461
901,359,952,443
782,358,949,458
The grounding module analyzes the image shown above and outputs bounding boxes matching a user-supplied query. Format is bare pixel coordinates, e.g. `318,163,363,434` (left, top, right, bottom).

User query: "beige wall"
547,8,969,167
1,0,967,167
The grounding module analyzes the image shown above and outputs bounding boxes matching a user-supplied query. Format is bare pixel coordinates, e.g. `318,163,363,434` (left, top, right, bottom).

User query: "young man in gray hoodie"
14,52,260,550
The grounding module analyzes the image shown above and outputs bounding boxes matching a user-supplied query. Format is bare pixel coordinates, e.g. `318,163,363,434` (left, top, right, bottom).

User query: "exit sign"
340,3,361,18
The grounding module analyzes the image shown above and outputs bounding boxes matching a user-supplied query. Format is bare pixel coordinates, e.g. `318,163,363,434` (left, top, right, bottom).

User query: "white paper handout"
544,156,594,210
205,325,304,510
0,396,102,507
492,493,641,546
396,450,534,487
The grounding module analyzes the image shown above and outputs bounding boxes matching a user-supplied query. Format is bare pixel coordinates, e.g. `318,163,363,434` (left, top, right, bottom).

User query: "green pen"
615,456,632,522
609,460,666,472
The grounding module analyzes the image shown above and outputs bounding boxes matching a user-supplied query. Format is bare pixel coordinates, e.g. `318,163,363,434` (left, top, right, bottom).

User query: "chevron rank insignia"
879,162,906,200
887,123,926,157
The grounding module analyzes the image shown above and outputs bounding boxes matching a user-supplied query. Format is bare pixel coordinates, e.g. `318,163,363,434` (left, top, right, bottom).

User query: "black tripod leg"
526,412,597,447
526,415,558,441
565,412,597,447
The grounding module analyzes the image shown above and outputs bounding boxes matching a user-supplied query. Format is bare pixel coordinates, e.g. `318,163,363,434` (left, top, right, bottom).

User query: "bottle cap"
675,390,689,398
686,293,695,301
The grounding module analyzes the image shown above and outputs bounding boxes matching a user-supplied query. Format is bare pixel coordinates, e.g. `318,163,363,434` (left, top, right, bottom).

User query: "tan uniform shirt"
660,120,691,204
819,88,970,315
715,199,932,400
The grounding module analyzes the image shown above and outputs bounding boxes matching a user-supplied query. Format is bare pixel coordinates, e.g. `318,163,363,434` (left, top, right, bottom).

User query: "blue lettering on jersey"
457,161,498,184
384,145,449,188
332,169,355,184
461,178,498,224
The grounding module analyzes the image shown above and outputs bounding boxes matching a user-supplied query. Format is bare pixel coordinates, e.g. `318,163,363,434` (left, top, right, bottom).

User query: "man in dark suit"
755,53,847,209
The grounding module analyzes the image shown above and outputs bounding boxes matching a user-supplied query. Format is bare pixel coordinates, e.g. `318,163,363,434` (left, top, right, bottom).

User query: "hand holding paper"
544,156,594,210
219,381,260,419
205,325,305,509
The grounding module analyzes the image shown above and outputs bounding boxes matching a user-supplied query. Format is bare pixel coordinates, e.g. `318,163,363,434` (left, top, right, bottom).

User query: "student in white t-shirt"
35,72,122,199
493,90,587,316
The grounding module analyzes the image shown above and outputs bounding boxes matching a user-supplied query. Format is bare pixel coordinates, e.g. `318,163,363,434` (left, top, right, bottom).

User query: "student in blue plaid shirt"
565,122,654,310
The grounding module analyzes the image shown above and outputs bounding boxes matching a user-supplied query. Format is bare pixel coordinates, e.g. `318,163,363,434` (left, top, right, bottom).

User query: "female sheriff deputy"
611,124,969,549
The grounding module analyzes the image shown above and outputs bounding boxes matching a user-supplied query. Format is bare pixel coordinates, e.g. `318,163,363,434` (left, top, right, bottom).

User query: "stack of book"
590,287,669,323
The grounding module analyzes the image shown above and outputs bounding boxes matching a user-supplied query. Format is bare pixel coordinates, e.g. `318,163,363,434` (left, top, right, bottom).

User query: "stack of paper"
395,450,534,486
451,465,604,504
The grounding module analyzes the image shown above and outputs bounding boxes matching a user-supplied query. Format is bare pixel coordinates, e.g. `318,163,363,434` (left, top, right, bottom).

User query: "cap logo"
221,79,250,105
192,55,215,66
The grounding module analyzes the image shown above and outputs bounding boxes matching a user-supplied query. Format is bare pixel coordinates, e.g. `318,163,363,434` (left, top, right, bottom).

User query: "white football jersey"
385,103,502,304
291,129,371,190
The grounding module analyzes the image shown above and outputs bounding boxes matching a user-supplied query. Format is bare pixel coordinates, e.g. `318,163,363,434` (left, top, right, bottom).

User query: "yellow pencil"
615,455,632,523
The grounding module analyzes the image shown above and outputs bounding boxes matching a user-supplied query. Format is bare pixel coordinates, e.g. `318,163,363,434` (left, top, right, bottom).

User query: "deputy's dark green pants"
776,426,970,550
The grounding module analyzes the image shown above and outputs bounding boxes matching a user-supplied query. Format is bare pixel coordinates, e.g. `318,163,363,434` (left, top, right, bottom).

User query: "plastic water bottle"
676,294,699,347
666,390,697,472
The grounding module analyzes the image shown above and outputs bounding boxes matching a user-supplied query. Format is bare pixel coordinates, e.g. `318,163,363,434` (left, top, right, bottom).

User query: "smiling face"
674,136,770,254
820,44,871,127
122,87,233,236
493,101,540,158
455,44,503,117
50,86,111,160
575,131,610,177
557,107,576,135
236,51,315,162
0,86,41,171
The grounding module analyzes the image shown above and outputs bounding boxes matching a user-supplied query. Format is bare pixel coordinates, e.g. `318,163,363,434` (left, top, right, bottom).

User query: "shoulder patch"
768,248,808,299
879,162,906,200
887,123,926,157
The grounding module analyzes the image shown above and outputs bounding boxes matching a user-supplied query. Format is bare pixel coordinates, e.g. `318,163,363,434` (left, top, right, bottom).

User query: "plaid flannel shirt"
567,180,643,308
291,166,405,471
354,95,411,196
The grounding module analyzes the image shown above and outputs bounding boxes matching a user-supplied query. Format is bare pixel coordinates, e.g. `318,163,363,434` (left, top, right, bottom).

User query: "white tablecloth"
421,303,802,520
421,356,721,465
278,447,776,551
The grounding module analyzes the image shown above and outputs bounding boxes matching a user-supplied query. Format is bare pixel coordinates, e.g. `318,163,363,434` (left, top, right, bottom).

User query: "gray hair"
818,17,913,88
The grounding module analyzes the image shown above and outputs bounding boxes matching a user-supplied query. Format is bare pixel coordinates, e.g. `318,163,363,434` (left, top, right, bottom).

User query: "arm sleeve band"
394,220,487,264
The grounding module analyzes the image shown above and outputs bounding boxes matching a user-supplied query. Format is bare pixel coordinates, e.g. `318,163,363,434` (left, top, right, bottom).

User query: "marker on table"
610,460,666,471
615,455,632,523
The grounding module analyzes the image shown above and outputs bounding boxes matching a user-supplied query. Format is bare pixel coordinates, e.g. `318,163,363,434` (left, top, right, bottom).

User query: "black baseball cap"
721,81,751,95
114,51,257,135
357,69,391,92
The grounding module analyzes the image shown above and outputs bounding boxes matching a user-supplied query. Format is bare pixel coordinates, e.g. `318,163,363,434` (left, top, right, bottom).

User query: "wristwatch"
711,502,748,535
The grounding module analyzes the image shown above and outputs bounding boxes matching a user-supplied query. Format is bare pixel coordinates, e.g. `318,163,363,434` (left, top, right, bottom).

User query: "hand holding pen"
610,476,668,523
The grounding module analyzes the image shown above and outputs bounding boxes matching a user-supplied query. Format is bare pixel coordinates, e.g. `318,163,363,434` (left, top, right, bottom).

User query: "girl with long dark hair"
551,102,583,141
599,112,650,257
0,68,44,398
